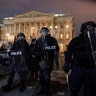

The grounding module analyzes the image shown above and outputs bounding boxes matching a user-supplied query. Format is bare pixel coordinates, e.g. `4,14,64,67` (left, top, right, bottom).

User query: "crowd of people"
1,27,59,96
1,21,96,96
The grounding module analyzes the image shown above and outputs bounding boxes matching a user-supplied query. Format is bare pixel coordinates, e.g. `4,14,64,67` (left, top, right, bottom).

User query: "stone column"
16,24,19,34
34,22,37,37
27,23,30,38
58,22,61,39
29,23,31,37
51,21,54,36
40,22,42,29
39,22,43,37
10,24,13,35
24,23,26,35
14,23,16,36
45,22,48,27
30,23,32,36
7,25,9,33
5,25,8,40
26,23,28,38
9,24,11,34
18,23,21,33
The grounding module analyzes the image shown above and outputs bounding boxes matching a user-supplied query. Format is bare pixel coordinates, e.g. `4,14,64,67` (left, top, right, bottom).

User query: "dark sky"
0,0,96,35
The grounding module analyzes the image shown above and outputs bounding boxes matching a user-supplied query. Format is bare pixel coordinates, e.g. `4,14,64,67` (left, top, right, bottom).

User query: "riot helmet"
80,21,96,33
40,27,50,37
17,33,25,40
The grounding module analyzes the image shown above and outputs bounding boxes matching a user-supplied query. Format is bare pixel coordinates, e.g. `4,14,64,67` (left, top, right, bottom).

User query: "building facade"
2,11,75,53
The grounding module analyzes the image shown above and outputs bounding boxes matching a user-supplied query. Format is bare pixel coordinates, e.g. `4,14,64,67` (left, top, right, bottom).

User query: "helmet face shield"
80,21,96,33
41,30,48,37
40,27,49,37
17,33,25,40
17,35,25,40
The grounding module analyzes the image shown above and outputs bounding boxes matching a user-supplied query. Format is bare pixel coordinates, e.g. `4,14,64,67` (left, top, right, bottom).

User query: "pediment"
15,11,53,18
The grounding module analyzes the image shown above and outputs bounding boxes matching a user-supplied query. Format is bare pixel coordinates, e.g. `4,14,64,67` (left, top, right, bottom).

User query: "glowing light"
6,33,10,37
8,17,13,19
59,43,64,52
50,26,52,29
55,25,58,29
60,33,63,39
32,27,35,29
66,25,69,28
54,14,64,17
66,33,69,40
4,17,13,20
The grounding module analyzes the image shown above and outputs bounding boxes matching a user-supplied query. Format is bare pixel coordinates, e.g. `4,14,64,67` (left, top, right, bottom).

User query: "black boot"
1,85,11,91
19,86,25,92
1,72,14,91
37,80,45,95
19,80,26,92
45,79,51,96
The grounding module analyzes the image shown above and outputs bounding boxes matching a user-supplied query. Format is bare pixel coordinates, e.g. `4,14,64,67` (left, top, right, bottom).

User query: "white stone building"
2,11,75,52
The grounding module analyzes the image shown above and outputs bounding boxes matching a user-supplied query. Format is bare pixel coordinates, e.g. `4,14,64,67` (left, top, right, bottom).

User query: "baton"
66,74,69,89
87,31,96,66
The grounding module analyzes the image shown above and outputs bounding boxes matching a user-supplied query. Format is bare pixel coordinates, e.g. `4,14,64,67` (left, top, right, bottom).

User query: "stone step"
51,70,66,84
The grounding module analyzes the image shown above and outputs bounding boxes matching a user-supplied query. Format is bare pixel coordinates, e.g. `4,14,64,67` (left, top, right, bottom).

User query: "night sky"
0,0,96,35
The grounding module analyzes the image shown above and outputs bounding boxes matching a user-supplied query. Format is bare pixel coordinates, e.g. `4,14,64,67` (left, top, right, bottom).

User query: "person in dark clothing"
63,21,96,96
36,27,59,96
2,33,30,92
0,44,6,51
29,38,39,79
54,46,59,70
0,44,7,65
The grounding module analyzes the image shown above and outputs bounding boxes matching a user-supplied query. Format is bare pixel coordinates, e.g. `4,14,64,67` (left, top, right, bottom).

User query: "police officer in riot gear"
63,21,96,96
2,33,29,92
37,27,59,96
